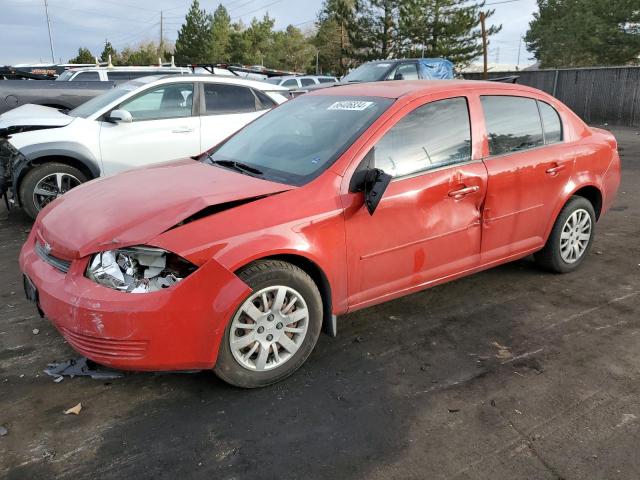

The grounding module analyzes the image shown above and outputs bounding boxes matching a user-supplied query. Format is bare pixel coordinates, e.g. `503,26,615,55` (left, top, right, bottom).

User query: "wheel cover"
32,172,81,212
229,285,309,372
560,208,592,264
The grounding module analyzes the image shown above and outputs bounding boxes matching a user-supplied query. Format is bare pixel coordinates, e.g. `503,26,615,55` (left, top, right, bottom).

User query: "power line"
231,0,287,20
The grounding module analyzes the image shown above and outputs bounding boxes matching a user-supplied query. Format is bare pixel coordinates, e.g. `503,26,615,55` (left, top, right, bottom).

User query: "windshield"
55,70,74,81
68,81,141,118
206,95,393,185
342,62,393,83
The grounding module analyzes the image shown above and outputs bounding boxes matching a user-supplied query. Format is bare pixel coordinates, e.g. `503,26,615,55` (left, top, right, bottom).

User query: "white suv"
0,75,288,218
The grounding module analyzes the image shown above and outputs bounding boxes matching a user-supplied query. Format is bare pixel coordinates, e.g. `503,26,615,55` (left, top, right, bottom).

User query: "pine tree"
100,40,117,63
525,0,640,68
69,47,94,64
174,0,211,64
316,0,358,75
208,4,231,62
353,0,400,60
398,0,500,66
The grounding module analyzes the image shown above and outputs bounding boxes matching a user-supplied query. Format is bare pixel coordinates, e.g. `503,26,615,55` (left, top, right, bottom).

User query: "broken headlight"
86,246,197,294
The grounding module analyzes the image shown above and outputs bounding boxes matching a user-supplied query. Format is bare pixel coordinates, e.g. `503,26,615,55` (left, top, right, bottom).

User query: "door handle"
448,185,479,199
545,164,567,176
171,127,194,133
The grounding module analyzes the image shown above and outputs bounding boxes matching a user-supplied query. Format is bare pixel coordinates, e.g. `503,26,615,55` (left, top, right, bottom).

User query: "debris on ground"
0,425,7,436
491,341,512,359
32,328,39,335
44,357,124,382
64,403,82,415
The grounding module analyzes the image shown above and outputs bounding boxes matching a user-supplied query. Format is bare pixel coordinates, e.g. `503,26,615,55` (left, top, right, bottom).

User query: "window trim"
199,82,267,116
374,96,474,181
112,81,197,123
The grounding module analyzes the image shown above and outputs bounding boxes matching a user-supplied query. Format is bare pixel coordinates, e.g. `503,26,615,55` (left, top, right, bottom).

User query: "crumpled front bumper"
19,231,251,371
0,137,27,203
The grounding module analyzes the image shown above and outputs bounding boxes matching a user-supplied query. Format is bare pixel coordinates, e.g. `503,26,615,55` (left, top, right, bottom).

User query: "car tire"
534,196,596,273
214,260,323,388
19,162,87,220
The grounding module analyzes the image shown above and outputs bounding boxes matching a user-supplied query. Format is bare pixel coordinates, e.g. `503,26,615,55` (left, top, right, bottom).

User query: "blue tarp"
419,58,454,80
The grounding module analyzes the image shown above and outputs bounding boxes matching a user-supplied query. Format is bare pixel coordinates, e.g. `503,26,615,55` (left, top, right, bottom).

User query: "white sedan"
0,75,289,218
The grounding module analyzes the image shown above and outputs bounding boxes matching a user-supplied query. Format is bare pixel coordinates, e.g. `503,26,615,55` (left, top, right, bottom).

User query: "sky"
0,0,539,67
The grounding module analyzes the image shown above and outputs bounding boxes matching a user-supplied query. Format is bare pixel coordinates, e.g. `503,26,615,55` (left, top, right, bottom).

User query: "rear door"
342,96,488,308
479,95,573,262
99,82,199,175
199,82,274,151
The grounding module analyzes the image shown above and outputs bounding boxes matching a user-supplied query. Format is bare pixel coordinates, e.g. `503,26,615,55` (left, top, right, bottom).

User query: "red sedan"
19,81,621,388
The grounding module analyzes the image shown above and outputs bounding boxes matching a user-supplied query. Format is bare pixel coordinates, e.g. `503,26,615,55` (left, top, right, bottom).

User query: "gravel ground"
0,126,638,480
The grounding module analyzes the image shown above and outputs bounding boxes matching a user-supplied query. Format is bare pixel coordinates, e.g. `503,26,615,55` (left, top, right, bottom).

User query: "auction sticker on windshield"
328,101,374,111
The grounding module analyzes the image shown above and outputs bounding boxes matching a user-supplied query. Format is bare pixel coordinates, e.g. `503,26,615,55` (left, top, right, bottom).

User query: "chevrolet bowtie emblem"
43,242,52,255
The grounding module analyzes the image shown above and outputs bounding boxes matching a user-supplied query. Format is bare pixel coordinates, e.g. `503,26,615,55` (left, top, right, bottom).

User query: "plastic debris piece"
32,328,39,335
64,403,82,415
44,357,124,381
0,425,7,436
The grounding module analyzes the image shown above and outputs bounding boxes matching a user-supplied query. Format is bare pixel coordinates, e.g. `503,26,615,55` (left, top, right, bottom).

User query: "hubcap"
230,285,309,372
33,172,81,212
560,208,592,264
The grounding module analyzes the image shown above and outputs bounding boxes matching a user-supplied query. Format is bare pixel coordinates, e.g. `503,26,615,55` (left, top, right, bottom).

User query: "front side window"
300,78,316,87
538,101,563,144
388,63,419,81
119,83,194,121
207,95,393,185
343,62,394,83
282,79,299,88
74,71,100,81
481,96,544,156
374,97,472,178
203,84,257,114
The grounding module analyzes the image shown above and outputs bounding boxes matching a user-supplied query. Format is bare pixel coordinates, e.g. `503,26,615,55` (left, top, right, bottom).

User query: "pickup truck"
0,66,191,114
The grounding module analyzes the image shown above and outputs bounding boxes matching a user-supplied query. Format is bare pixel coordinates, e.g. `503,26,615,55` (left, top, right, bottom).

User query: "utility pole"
43,0,55,63
159,10,164,61
517,36,522,70
480,11,488,80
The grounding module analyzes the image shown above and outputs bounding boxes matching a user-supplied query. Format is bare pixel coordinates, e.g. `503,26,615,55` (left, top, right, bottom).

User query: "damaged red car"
20,81,621,388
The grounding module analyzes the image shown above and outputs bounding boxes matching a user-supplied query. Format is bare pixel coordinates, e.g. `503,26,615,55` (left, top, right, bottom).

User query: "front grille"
60,327,148,360
35,240,71,273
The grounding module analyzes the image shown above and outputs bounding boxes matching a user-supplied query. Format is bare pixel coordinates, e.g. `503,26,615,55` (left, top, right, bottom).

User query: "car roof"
140,74,289,91
308,79,541,100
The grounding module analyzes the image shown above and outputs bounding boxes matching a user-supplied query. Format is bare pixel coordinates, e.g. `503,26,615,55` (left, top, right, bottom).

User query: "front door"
342,97,488,309
99,82,200,175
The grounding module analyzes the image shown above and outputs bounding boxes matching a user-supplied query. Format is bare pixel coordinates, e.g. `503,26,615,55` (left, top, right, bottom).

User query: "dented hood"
0,104,73,130
36,159,293,258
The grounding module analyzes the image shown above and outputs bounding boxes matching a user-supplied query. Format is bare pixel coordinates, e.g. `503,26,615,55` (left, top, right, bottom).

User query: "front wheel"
214,260,323,388
535,196,596,273
19,162,87,219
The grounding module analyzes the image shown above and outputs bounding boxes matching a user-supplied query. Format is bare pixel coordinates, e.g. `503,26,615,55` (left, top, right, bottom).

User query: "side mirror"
106,109,132,124
393,72,405,81
349,149,392,215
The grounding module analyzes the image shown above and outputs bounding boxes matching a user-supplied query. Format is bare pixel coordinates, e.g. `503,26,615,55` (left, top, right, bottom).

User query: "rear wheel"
19,162,87,219
214,260,323,388
534,196,596,273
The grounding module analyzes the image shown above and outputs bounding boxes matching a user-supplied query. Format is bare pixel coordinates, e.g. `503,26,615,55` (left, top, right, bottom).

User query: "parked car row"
13,76,620,388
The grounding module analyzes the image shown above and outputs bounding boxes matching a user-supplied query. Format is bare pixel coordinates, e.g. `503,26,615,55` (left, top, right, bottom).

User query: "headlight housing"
86,246,197,293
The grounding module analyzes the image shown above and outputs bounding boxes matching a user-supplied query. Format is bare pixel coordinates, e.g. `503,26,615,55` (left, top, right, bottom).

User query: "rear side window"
300,78,316,87
203,83,257,114
374,97,471,178
538,101,563,144
389,63,419,80
481,96,544,156
74,71,100,81
107,71,132,81
282,79,298,88
318,77,336,84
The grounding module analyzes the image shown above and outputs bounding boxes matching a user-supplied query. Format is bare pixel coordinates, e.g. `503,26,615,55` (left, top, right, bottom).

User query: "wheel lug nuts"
267,314,274,321
257,326,265,334
276,323,283,329
266,334,273,341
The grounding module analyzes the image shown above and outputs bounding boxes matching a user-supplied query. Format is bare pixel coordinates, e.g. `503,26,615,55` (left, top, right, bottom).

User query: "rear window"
481,96,544,156
538,101,563,144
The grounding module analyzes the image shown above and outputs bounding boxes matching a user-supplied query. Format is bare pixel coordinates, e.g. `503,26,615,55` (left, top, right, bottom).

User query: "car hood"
36,159,293,259
0,104,73,132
